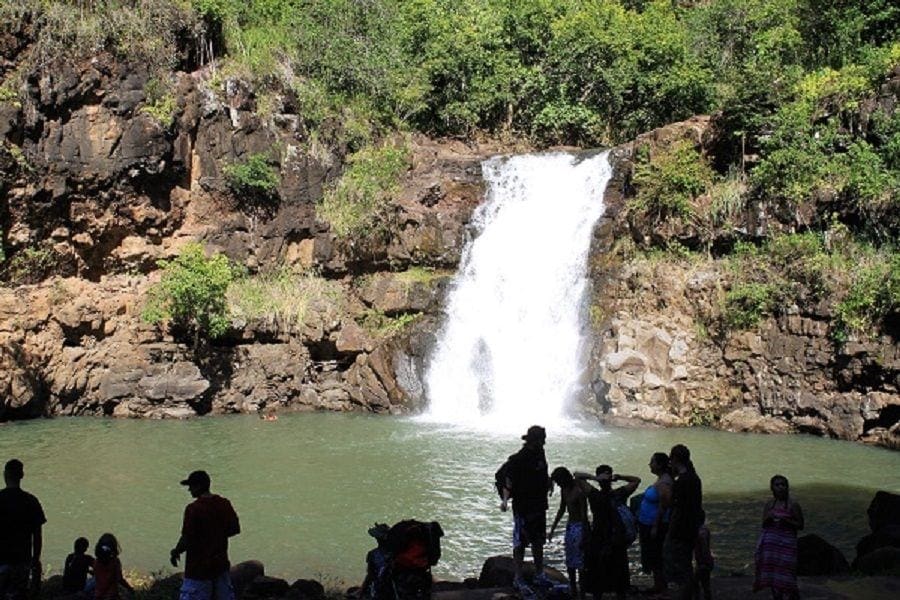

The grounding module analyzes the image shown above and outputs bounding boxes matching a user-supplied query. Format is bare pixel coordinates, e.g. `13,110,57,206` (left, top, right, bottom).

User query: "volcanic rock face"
582,118,899,449
0,45,486,420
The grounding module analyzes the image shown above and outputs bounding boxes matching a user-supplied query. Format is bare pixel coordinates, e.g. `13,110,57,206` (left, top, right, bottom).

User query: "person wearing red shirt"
170,471,240,600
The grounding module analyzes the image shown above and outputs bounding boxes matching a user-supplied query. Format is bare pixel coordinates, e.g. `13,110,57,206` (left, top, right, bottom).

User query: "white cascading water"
423,151,612,432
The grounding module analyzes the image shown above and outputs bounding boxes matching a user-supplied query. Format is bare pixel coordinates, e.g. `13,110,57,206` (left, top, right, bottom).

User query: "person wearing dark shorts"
499,425,551,591
0,459,47,600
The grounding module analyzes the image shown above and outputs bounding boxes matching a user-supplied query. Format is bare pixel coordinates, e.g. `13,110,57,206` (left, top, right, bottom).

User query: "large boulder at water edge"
245,576,290,598
478,556,565,588
231,561,265,598
867,491,900,534
854,547,900,576
287,579,324,600
797,534,850,575
854,491,900,566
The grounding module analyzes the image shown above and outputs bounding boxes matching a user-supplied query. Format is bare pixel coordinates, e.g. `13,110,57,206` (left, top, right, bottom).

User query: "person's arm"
786,501,804,531
227,501,241,537
613,474,641,496
548,493,566,541
170,535,188,567
31,526,42,577
500,474,513,512
652,481,672,537
116,559,134,594
573,471,595,481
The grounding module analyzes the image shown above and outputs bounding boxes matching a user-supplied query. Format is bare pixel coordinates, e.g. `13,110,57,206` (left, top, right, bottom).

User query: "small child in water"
93,533,133,600
63,537,94,594
694,517,714,600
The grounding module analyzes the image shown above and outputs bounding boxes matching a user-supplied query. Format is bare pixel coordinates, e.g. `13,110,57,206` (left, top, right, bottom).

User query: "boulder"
246,575,290,598
855,530,900,566
867,490,900,533
287,579,324,600
797,534,849,575
230,561,265,598
854,546,900,576
478,556,565,588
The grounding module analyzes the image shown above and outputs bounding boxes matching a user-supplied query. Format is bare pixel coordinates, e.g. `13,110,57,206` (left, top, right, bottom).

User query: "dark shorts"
663,535,694,585
513,511,546,548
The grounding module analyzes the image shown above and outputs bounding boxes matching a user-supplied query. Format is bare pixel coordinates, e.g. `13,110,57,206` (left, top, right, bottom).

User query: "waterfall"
423,151,612,431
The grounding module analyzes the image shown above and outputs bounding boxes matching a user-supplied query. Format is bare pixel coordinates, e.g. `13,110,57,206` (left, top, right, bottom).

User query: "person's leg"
567,568,577,597
212,572,235,600
532,542,544,576
179,578,213,600
512,514,527,585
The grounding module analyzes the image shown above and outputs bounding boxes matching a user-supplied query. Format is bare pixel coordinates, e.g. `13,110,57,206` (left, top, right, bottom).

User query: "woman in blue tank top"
637,452,673,594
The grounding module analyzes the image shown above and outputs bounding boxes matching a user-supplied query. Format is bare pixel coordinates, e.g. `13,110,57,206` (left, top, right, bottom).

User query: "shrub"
317,140,409,238
4,245,58,285
226,267,341,330
142,243,237,343
142,78,177,126
833,250,900,340
723,282,776,330
223,153,281,199
631,140,714,223
355,308,419,338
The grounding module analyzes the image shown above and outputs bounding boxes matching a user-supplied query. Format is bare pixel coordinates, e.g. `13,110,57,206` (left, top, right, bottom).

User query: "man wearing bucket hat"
499,425,552,593
170,470,241,600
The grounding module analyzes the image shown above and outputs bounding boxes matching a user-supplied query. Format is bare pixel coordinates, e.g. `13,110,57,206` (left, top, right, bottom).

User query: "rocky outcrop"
0,43,488,419
582,118,900,449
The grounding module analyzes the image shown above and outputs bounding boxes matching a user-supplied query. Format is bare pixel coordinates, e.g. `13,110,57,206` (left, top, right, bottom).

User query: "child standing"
63,537,94,594
548,467,593,599
93,534,133,600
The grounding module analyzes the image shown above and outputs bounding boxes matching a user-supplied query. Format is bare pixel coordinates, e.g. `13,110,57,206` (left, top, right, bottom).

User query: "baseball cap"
180,470,211,487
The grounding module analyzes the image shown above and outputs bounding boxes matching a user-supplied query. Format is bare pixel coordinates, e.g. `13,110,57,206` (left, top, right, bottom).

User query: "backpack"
615,502,637,547
386,520,444,570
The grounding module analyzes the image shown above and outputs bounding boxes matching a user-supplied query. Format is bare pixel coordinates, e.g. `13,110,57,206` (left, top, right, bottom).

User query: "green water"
1,414,898,584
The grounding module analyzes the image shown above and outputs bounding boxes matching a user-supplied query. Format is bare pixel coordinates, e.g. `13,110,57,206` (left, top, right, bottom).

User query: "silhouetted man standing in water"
664,444,704,600
171,471,241,600
0,459,46,600
500,425,552,593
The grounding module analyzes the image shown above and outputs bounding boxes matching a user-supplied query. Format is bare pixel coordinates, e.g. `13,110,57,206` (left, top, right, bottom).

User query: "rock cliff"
1,33,896,449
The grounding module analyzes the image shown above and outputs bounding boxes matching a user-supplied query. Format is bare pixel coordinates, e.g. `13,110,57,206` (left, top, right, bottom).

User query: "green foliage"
631,140,714,222
6,1,201,72
223,153,281,199
750,44,900,240
355,308,419,338
723,282,776,329
142,78,177,126
3,245,57,284
833,250,900,341
0,82,20,107
688,406,717,427
226,267,341,330
142,243,237,342
318,140,410,238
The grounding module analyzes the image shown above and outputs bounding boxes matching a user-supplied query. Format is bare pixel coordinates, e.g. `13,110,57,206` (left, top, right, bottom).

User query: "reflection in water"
1,414,897,583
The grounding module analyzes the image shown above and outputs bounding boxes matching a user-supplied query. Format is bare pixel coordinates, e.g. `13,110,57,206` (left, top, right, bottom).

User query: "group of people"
498,425,804,600
0,460,241,600
2,429,807,600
